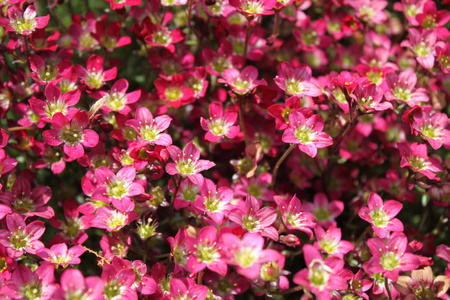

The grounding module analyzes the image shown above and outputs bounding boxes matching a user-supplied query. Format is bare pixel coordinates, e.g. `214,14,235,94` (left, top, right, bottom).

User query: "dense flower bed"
0,0,449,299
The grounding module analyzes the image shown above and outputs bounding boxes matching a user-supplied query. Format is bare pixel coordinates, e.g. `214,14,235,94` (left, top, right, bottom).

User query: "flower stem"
271,144,296,187
239,97,249,145
7,126,36,132
244,18,252,58
385,277,393,300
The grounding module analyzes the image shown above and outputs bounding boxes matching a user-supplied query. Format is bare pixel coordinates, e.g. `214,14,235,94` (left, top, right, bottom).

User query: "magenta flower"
169,278,208,300
105,0,141,10
385,69,429,106
229,0,277,17
28,55,70,86
0,5,49,35
303,193,344,229
200,102,240,142
76,54,117,89
0,213,45,258
7,265,56,300
143,19,185,53
401,29,443,69
314,226,354,259
125,107,172,146
193,179,233,225
218,66,267,95
358,192,404,238
166,142,215,185
173,178,201,209
168,228,190,270
101,264,137,300
42,111,99,159
398,142,443,180
267,97,302,130
275,195,316,238
437,244,450,277
351,83,393,113
274,62,322,98
53,268,104,300
293,245,347,300
411,110,450,150
415,1,450,33
0,149,18,178
154,74,195,108
90,79,141,114
349,270,372,300
229,194,278,240
436,42,450,73
29,83,80,123
365,234,420,281
90,206,139,232
0,176,54,219
37,243,86,267
349,0,388,24
282,109,333,158
219,232,281,280
185,226,228,276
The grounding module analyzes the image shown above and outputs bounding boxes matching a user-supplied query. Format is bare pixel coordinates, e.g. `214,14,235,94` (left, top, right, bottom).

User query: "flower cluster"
0,0,449,299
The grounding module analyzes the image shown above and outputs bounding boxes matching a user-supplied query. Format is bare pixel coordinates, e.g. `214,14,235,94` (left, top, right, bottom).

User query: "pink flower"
169,278,208,300
166,142,215,185
398,142,443,180
267,97,302,130
28,55,70,86
436,42,450,73
0,176,54,219
154,74,195,108
200,102,240,142
314,226,354,259
90,206,139,232
125,107,172,146
193,179,233,225
351,83,393,113
37,243,86,267
437,244,450,277
349,0,388,24
349,270,372,300
185,226,228,276
29,83,80,123
411,109,450,150
105,0,141,10
274,62,322,98
385,69,429,106
293,245,347,300
229,0,277,17
358,192,404,238
53,268,104,300
76,55,117,89
219,232,281,280
143,18,185,53
168,228,190,270
303,193,344,229
218,66,267,95
275,195,316,238
0,5,49,35
229,194,278,240
42,111,99,159
282,109,333,158
364,234,420,281
7,265,56,299
401,29,443,69
0,213,45,258
101,264,137,300
90,79,141,114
